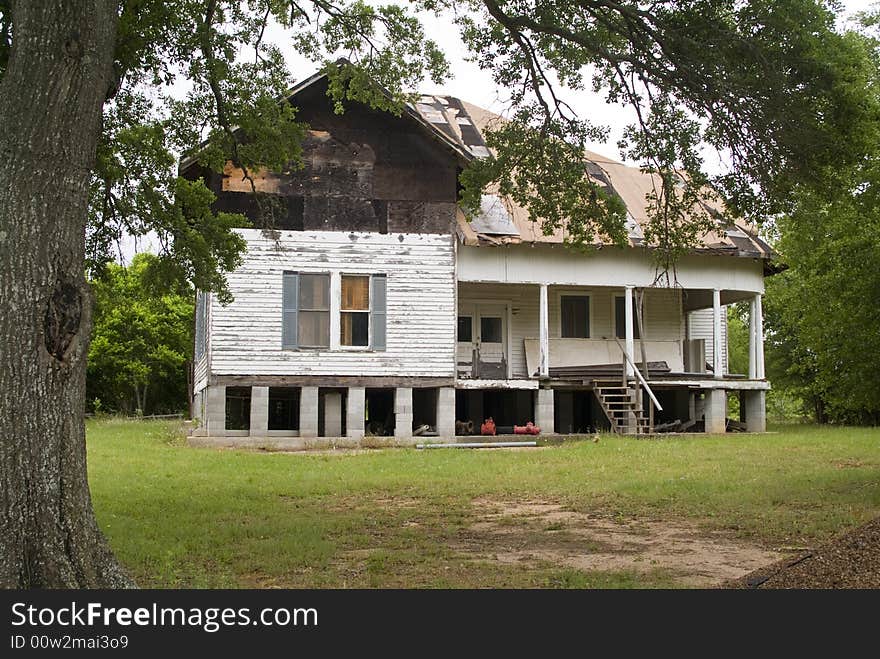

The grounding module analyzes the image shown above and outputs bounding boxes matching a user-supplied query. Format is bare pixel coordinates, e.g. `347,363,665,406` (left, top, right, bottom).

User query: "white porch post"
539,284,549,378
624,285,635,378
748,296,757,379
713,289,723,379
755,293,765,379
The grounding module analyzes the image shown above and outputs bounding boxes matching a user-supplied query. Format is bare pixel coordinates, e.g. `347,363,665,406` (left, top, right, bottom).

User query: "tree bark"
0,0,133,587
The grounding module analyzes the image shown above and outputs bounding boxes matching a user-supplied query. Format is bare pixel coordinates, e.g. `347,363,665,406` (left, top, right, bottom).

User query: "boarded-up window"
561,295,590,338
225,387,251,430
283,272,330,349
615,296,641,340
194,291,208,360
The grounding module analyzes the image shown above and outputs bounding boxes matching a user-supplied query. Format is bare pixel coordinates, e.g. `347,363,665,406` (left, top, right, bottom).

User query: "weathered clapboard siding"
643,288,684,342
688,308,729,373
209,229,455,378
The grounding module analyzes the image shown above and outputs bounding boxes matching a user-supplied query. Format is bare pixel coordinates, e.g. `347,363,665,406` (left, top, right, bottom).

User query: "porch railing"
610,336,662,410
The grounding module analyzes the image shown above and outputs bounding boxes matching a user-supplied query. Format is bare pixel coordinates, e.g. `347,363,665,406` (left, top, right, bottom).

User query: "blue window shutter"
371,275,386,351
282,272,298,348
194,291,206,360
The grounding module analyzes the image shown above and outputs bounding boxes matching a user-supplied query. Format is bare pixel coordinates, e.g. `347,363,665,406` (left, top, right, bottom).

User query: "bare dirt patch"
459,498,786,587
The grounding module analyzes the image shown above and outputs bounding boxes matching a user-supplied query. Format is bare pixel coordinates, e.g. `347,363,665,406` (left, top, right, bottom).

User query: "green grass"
87,419,880,588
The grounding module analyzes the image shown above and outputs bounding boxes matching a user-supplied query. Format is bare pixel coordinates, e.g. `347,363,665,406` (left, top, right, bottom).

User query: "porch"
456,281,768,433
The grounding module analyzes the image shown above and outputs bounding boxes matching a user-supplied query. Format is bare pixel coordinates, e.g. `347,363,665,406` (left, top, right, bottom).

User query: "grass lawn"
87,419,880,588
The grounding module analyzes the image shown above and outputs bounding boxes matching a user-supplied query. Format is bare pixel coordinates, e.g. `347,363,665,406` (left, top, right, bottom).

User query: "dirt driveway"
457,498,787,587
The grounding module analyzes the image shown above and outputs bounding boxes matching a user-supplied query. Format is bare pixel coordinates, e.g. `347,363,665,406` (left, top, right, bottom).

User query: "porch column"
394,387,413,439
436,387,456,438
535,388,554,434
748,297,757,379
624,285,635,378
299,386,319,438
346,386,365,440
755,294,765,379
713,289,723,379
249,386,269,436
744,390,766,432
704,389,727,433
539,284,549,378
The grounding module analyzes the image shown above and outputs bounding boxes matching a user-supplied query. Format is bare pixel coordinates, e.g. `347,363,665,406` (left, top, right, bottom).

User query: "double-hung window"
341,274,386,349
282,272,330,349
341,275,370,347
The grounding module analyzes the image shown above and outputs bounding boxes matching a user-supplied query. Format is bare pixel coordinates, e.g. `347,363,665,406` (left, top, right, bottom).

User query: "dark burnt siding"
186,79,460,235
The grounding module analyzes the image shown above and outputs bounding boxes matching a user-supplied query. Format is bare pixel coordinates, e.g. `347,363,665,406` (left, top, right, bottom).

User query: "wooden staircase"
593,380,653,435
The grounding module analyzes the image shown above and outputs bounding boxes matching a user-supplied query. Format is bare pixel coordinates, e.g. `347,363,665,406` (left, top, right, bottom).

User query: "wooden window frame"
339,274,371,350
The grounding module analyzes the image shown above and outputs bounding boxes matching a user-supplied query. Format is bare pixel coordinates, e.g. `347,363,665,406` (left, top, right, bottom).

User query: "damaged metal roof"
411,96,775,261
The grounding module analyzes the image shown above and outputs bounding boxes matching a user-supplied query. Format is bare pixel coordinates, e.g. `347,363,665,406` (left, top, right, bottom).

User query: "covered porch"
456,280,768,433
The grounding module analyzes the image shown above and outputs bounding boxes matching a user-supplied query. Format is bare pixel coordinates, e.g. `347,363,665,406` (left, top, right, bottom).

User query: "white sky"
121,0,876,259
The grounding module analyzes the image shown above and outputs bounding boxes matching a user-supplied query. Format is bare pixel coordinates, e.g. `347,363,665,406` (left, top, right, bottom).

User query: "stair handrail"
607,336,663,412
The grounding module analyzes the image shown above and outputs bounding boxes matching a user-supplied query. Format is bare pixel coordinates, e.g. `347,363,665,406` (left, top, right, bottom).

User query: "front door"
457,304,507,379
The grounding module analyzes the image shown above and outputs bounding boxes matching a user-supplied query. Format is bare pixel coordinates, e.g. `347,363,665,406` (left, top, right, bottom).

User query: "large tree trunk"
0,0,132,587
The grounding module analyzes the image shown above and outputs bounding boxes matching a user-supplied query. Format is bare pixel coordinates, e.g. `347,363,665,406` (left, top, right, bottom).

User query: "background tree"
1,0,878,587
764,180,880,424
87,254,193,416
758,7,880,425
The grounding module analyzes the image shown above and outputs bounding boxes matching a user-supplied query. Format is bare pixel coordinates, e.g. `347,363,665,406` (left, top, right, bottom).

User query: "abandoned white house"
186,68,775,448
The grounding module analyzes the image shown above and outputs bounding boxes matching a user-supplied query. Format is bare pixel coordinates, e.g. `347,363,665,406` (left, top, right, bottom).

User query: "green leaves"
86,0,452,303
87,254,195,415
459,111,627,246
450,0,880,267
765,156,880,423
68,0,880,303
